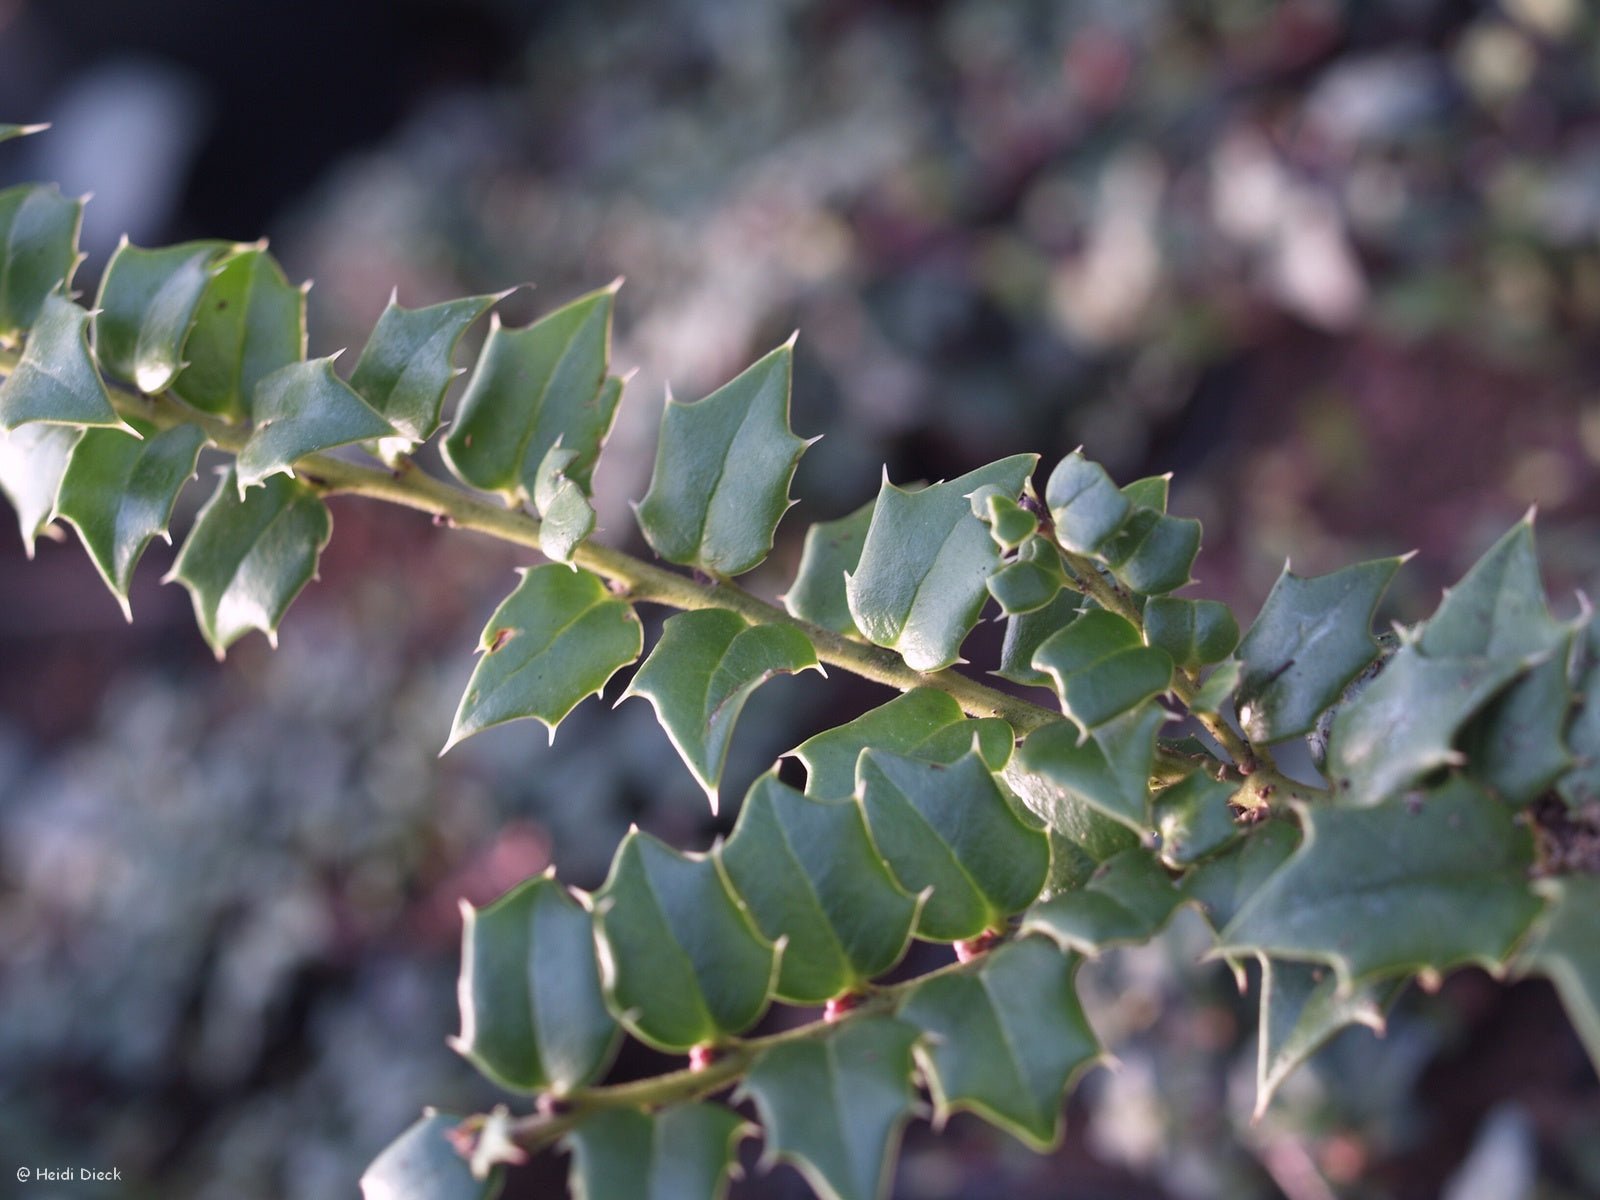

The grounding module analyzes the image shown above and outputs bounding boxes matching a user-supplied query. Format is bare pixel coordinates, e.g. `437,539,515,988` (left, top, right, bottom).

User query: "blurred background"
3,1,1600,1197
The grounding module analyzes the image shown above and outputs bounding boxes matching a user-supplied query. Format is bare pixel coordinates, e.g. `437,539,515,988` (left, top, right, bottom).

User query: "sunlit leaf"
0,292,125,430
0,182,82,337
533,440,598,564
94,239,230,393
0,419,82,554
350,289,501,442
171,245,305,420
1144,597,1240,670
235,357,397,493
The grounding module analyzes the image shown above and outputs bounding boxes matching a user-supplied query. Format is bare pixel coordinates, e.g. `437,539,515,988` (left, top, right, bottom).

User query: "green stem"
501,953,979,1152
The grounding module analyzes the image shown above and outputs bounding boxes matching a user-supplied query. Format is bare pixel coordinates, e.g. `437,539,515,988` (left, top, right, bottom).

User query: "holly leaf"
1032,609,1173,734
857,748,1049,941
987,539,1066,615
1044,451,1129,555
564,1105,749,1200
0,420,82,553
0,182,83,337
1180,818,1300,935
1100,508,1201,597
1144,597,1240,670
784,497,874,636
360,1113,503,1200
445,564,642,751
900,937,1100,1150
634,340,808,577
170,245,305,420
1420,517,1566,660
1005,756,1141,896
443,284,619,503
593,830,777,1051
0,123,49,144
1215,779,1541,990
235,357,398,493
1234,556,1404,744
978,491,1038,551
1119,474,1169,511
1189,659,1241,716
1560,624,1600,808
1324,647,1528,803
1254,957,1402,1119
167,468,331,657
1514,875,1600,1076
791,687,1013,799
1458,646,1574,806
719,773,919,1003
1151,771,1241,867
846,454,1037,671
451,875,619,1095
1021,848,1181,955
533,440,600,564
93,239,231,393
995,590,1083,688
622,609,820,810
1011,705,1166,832
57,420,206,615
739,1017,920,1200
0,292,127,430
349,289,502,442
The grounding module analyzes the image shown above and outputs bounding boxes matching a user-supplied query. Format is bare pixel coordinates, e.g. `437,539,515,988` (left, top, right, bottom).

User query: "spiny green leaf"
791,687,1013,799
57,420,205,615
987,538,1065,615
634,340,807,577
593,830,777,1051
533,440,598,564
93,238,230,393
1144,597,1240,670
846,454,1036,671
444,285,619,503
1560,623,1600,808
350,289,502,442
1420,518,1566,660
0,182,82,337
1100,507,1200,597
1180,818,1300,935
170,245,305,420
622,609,820,810
784,497,874,636
995,590,1083,688
445,564,642,751
1005,755,1141,896
0,123,49,144
564,1105,748,1200
1324,647,1529,803
901,937,1099,1150
1120,474,1169,511
1255,957,1402,1119
857,748,1049,941
719,773,919,1003
168,468,331,657
1032,609,1173,734
1514,875,1600,1076
0,292,126,430
1234,556,1403,744
739,1017,920,1200
451,874,619,1095
0,419,82,554
360,1113,503,1200
1215,779,1541,990
1012,706,1166,832
979,491,1038,551
1044,451,1129,555
1458,645,1574,806
1022,848,1181,955
235,357,398,493
1151,771,1241,867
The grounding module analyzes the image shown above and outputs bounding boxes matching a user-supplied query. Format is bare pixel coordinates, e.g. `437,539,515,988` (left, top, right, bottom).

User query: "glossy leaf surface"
532,441,597,564
350,290,500,441
720,774,918,1003
740,1017,920,1200
235,357,397,492
784,498,873,636
93,239,228,393
1144,597,1239,669
565,1105,747,1200
0,419,81,553
0,292,125,430
846,454,1035,671
171,245,305,420
1012,706,1166,831
634,341,806,576
445,564,641,750
1044,451,1129,555
593,831,776,1051
857,748,1048,941
901,937,1098,1150
452,875,618,1095
168,468,331,656
995,590,1082,688
623,609,819,809
1032,609,1172,734
360,1113,502,1200
0,182,82,336
57,420,205,614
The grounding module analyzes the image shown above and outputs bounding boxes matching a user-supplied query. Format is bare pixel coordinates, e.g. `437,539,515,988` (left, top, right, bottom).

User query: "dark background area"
2,1,1599,1197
